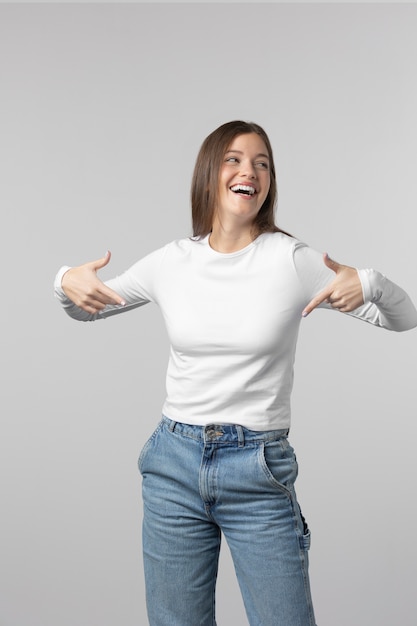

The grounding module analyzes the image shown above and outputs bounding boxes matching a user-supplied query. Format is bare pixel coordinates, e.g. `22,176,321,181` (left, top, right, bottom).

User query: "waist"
162,415,289,445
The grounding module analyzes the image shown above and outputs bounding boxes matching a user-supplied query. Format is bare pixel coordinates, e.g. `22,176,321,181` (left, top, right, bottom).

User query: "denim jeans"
139,416,317,626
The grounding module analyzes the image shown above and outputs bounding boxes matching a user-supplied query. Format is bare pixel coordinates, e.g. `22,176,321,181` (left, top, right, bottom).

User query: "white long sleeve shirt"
54,232,417,430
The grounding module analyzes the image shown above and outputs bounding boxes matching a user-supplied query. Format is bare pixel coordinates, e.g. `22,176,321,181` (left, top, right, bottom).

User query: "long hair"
191,120,289,238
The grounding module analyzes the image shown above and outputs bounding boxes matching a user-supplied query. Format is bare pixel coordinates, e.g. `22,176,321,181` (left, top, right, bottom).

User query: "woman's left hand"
302,253,364,317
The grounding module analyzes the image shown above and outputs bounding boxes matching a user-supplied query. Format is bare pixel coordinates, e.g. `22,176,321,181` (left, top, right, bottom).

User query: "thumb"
89,250,112,272
323,252,343,274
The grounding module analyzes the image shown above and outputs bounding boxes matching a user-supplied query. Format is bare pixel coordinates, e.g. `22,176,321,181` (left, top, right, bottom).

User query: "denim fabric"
139,417,317,626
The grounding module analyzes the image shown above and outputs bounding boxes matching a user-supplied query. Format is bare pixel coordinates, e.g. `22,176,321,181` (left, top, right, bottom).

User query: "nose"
241,159,257,179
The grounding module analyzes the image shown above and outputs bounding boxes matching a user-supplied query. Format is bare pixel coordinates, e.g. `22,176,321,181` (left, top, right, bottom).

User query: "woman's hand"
302,253,364,317
61,251,126,314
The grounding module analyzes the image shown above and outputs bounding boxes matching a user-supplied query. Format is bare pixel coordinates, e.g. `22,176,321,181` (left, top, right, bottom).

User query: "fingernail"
302,310,309,318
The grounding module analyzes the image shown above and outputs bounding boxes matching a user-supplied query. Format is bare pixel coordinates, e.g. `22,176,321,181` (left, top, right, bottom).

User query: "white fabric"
54,232,417,430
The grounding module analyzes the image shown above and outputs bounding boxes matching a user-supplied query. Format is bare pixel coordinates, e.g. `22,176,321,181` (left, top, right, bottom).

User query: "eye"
255,161,269,170
225,156,239,163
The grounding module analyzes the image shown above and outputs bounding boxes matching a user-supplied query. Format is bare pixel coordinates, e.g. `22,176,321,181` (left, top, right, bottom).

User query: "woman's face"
215,133,271,229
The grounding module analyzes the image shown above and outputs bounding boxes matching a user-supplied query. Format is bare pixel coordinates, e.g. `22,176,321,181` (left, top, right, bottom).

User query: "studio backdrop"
1,3,416,625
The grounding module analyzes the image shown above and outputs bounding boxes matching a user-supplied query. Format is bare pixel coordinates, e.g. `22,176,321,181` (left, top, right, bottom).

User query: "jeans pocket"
258,439,298,491
138,419,164,474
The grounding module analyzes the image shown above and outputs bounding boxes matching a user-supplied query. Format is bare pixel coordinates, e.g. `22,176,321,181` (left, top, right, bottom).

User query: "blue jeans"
139,416,317,626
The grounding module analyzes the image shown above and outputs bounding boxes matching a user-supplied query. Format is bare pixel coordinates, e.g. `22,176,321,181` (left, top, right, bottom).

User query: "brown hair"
191,120,289,238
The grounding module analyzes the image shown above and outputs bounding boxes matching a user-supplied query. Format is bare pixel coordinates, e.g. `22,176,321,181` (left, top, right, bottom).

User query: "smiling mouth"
230,184,256,196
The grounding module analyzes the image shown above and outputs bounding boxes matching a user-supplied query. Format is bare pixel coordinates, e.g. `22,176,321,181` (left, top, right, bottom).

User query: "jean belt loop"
236,425,244,447
168,420,176,433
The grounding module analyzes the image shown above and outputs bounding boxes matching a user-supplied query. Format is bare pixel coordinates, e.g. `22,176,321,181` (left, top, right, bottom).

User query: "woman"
55,121,417,626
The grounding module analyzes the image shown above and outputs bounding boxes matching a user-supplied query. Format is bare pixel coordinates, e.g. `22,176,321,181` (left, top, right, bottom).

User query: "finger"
83,302,107,315
96,283,126,307
78,290,126,312
87,252,126,307
323,252,343,274
72,279,126,310
302,286,332,317
89,250,112,272
71,293,110,314
79,281,126,308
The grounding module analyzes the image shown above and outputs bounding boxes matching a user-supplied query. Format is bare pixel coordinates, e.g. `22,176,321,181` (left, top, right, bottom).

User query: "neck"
209,223,257,253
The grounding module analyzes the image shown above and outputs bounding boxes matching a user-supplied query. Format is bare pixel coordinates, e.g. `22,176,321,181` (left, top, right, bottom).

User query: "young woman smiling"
55,121,417,626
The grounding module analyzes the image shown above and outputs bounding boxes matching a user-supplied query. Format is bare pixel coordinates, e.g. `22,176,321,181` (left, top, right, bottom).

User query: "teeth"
230,184,256,195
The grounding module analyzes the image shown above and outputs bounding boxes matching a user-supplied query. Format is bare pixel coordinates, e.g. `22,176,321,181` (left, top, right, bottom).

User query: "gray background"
1,3,416,625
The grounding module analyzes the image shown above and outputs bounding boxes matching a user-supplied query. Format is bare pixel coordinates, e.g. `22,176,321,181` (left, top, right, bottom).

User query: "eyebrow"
225,150,270,160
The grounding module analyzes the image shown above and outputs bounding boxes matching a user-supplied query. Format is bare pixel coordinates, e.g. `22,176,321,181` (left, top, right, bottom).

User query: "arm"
54,244,169,321
294,244,417,332
54,251,149,322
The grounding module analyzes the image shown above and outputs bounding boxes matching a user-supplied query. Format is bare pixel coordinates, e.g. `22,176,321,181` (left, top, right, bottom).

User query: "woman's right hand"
61,251,126,314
